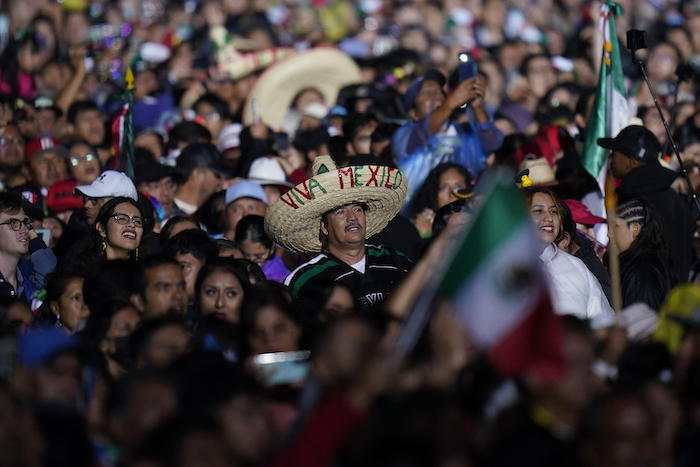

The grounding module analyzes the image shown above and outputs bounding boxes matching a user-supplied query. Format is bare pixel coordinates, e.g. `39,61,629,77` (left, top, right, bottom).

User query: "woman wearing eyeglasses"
89,197,145,260
66,140,102,186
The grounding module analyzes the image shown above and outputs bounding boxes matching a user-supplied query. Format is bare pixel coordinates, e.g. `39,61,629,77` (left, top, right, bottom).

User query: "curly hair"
411,163,472,217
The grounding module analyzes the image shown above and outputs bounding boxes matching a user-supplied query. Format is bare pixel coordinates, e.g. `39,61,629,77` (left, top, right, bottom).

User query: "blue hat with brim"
18,326,81,369
403,69,447,113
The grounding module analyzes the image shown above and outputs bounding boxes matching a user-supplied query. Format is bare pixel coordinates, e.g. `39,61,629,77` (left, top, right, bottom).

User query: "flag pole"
604,171,622,316
627,29,700,216
124,67,135,181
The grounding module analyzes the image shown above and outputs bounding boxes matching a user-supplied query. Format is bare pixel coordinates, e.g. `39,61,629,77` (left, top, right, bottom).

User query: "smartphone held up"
458,51,477,82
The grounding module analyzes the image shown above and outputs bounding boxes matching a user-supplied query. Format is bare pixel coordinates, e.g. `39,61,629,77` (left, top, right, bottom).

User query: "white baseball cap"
217,123,243,153
248,157,293,189
73,170,138,200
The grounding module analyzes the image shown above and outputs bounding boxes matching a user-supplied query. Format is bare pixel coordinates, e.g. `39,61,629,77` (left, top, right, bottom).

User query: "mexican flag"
582,0,628,193
436,176,564,382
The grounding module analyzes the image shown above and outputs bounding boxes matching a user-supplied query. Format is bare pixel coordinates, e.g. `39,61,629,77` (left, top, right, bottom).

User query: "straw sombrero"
242,48,362,130
264,156,408,254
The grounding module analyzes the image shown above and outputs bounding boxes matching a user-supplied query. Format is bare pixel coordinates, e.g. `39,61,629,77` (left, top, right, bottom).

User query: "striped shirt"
284,244,412,311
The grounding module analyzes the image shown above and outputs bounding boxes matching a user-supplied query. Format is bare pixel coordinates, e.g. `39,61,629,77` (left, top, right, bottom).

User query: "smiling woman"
88,197,145,261
523,186,564,246
522,186,614,328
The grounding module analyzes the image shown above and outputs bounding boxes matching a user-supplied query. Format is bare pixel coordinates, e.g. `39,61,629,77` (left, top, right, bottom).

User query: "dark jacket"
620,250,673,311
574,236,613,305
617,160,694,282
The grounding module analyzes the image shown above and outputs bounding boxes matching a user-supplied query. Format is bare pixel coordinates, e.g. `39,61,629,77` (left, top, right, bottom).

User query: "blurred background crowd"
2,0,700,466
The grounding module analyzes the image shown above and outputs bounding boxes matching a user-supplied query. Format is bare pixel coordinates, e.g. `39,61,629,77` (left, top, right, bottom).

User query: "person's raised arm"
427,77,482,136
55,47,87,115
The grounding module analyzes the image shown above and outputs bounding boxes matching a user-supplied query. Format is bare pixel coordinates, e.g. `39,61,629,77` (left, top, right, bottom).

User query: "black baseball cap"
175,143,232,180
597,125,661,164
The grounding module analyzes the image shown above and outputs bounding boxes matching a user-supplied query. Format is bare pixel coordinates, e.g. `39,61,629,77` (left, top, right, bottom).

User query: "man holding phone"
392,65,503,208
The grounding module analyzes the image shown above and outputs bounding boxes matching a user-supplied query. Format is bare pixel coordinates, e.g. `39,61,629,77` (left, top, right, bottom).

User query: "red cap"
46,179,83,213
565,199,606,226
24,137,67,163
515,141,555,168
535,125,574,154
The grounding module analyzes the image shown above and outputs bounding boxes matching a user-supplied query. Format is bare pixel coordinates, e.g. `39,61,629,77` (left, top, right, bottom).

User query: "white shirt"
350,256,366,273
173,197,197,215
539,243,615,329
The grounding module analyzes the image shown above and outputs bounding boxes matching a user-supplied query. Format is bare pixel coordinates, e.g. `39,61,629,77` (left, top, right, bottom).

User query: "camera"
626,29,647,53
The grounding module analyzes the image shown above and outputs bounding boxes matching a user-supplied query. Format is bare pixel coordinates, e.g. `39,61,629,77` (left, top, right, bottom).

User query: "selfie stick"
663,63,695,157
627,29,700,215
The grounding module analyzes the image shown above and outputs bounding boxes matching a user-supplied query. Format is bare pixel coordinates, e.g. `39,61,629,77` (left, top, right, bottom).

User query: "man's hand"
429,76,487,135
446,77,483,110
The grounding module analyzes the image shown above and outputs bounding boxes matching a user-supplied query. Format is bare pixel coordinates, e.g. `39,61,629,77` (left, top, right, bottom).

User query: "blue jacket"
392,111,503,209
0,238,56,307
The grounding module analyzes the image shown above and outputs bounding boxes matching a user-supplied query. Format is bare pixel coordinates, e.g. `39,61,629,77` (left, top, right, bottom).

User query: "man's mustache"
345,221,362,232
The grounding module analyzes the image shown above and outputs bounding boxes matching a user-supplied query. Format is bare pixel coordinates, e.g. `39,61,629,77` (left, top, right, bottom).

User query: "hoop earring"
55,315,62,328
135,247,139,260
102,240,107,251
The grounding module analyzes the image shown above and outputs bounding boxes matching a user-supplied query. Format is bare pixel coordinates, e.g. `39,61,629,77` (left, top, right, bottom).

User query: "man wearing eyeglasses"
0,191,57,308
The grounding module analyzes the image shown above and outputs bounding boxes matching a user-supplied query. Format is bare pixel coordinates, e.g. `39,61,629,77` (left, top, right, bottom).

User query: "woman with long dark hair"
524,186,614,328
410,162,472,237
87,197,145,260
614,197,675,310
195,257,251,324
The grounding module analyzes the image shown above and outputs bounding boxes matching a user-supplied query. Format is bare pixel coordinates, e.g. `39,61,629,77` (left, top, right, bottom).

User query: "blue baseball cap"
225,180,268,206
18,326,81,369
403,69,447,113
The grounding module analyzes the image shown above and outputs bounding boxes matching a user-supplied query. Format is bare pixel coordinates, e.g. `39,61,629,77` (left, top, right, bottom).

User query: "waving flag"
582,1,628,194
436,175,564,382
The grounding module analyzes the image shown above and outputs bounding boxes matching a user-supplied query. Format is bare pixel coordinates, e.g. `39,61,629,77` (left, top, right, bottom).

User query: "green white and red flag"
436,175,565,382
582,1,628,194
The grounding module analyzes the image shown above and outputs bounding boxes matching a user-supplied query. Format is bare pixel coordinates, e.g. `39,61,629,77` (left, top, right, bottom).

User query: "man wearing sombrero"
264,156,412,311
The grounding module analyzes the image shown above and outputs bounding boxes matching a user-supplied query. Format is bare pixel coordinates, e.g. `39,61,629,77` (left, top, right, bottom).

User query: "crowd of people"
2,0,700,465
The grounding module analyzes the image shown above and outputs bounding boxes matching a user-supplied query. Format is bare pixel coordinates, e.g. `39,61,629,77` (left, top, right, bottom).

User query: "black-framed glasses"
111,213,143,228
0,217,33,231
